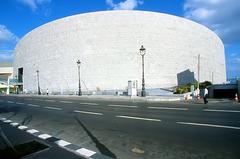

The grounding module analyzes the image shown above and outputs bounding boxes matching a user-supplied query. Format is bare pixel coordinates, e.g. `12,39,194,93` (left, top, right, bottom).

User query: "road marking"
116,115,161,122
73,110,103,115
10,122,19,126
108,104,138,108
45,99,55,102
16,102,25,105
76,148,96,157
27,129,39,134
38,134,52,139
3,120,12,123
18,125,28,130
60,101,72,103
0,118,6,121
148,106,188,111
44,106,62,110
176,122,240,130
203,109,240,113
27,104,40,107
7,101,14,104
80,103,99,106
55,140,71,147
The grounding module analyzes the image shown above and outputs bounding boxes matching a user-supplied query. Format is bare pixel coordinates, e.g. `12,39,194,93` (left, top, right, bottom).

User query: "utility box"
128,80,137,96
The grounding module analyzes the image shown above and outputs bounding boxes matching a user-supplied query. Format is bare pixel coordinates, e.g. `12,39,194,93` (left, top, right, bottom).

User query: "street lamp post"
77,60,82,96
139,45,146,97
36,70,41,95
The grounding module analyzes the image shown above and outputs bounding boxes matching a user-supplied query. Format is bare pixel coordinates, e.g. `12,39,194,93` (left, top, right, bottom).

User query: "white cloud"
106,0,143,10
0,25,18,44
0,50,13,62
18,0,51,11
183,0,240,44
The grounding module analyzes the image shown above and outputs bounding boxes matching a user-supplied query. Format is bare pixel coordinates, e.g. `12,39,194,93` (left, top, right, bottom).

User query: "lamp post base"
141,90,146,97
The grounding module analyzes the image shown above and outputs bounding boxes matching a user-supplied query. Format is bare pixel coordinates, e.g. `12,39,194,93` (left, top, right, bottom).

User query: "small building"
0,62,13,94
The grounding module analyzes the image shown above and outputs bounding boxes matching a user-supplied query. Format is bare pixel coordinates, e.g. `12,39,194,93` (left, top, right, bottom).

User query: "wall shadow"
177,69,197,86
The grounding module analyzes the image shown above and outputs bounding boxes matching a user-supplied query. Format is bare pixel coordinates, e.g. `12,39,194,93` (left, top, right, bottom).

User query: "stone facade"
13,10,226,93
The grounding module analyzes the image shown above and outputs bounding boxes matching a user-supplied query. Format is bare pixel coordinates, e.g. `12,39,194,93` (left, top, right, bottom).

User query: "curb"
0,117,111,159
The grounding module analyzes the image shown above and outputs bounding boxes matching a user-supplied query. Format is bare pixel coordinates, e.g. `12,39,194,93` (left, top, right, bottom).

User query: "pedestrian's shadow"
74,116,117,159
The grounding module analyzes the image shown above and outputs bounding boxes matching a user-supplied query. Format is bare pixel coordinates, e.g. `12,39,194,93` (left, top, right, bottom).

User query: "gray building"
13,10,226,94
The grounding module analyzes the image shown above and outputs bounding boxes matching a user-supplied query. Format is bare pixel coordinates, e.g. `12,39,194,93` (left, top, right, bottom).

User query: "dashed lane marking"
55,140,71,147
176,122,240,130
203,109,240,113
76,148,96,157
60,101,73,103
116,115,161,122
45,99,55,102
7,101,14,104
10,122,19,126
27,129,39,134
148,106,188,111
73,110,103,115
108,104,138,108
18,125,28,130
27,104,40,107
44,106,62,110
38,134,52,139
80,103,99,106
16,102,25,105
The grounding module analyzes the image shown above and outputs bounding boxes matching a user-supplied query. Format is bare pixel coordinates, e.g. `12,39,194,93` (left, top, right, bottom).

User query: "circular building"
13,10,226,94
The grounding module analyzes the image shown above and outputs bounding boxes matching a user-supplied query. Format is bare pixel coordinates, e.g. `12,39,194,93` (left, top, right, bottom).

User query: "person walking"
203,87,208,104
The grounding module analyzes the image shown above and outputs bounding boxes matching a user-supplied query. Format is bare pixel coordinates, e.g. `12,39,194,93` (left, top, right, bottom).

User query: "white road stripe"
7,101,14,104
60,101,72,103
18,125,28,130
148,106,188,111
27,129,39,134
45,99,55,102
4,120,12,123
44,106,62,110
0,118,6,121
73,110,103,115
16,102,25,105
10,122,19,126
55,140,71,147
116,115,161,122
203,109,240,113
76,148,96,157
80,103,99,106
108,104,138,108
38,134,52,139
27,104,40,107
177,122,240,130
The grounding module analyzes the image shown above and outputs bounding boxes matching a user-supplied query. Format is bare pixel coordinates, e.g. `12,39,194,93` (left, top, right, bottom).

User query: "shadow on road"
74,116,117,159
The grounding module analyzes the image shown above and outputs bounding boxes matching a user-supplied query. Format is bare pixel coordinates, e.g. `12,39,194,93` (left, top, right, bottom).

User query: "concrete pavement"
0,95,240,159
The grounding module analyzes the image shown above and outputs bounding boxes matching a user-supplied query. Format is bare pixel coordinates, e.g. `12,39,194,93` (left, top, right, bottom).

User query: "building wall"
13,10,226,93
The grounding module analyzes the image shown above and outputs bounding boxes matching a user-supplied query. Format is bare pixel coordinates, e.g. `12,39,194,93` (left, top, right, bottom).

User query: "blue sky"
0,0,239,78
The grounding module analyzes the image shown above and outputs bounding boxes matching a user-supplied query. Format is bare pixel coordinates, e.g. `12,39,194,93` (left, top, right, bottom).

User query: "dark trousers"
203,96,208,104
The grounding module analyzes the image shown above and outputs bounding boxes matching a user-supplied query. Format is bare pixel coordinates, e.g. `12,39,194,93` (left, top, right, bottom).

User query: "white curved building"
13,10,226,94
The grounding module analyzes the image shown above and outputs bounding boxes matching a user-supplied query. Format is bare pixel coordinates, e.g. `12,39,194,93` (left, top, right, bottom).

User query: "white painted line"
108,104,138,108
27,104,40,107
3,120,12,123
116,115,161,122
76,148,96,157
73,110,103,115
44,106,62,110
0,118,6,121
203,109,240,113
80,103,99,106
60,101,72,103
45,99,55,102
16,102,25,105
18,125,28,130
38,134,52,139
10,122,19,126
177,122,240,130
7,101,14,104
55,140,71,147
27,129,39,134
148,106,188,111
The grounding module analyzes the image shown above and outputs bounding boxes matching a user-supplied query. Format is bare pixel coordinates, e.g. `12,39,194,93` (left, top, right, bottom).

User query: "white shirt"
204,88,208,96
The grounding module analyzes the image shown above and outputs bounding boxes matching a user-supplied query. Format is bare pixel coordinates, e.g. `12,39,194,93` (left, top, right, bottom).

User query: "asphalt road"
0,95,240,159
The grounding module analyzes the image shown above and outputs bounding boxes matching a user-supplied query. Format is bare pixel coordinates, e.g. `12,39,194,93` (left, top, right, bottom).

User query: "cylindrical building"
13,10,226,94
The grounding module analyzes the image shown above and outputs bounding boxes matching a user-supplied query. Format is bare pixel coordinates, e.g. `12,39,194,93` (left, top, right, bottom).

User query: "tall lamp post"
77,60,82,96
140,45,146,97
36,70,41,95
